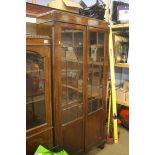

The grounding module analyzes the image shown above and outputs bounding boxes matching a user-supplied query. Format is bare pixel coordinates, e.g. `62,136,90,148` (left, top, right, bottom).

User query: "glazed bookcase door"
85,28,108,150
26,52,46,129
61,29,84,125
54,23,86,155
26,41,53,155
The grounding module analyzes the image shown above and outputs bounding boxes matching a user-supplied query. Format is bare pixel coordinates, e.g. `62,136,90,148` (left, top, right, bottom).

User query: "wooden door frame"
86,26,109,116
84,26,109,149
53,22,87,150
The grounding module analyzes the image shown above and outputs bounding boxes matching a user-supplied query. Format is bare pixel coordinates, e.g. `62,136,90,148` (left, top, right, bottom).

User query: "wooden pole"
105,0,109,22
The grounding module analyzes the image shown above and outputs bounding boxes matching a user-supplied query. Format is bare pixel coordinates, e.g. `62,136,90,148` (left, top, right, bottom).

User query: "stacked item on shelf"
116,80,129,106
114,33,129,64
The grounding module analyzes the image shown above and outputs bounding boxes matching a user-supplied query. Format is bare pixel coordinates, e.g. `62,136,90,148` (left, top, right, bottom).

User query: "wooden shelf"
62,84,103,98
89,93,102,98
115,63,129,68
26,69,43,73
62,30,83,33
74,46,83,48
62,84,82,93
90,44,104,48
62,69,79,72
89,61,103,66
89,69,100,73
62,58,83,63
62,45,83,48
111,23,129,29
62,102,83,110
62,58,103,66
117,101,129,107
61,58,103,66
26,95,45,104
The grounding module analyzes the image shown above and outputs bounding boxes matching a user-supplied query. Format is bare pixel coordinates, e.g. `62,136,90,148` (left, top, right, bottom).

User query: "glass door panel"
61,29,84,124
88,64,93,99
88,31,105,114
98,32,104,44
62,30,73,47
78,63,83,103
90,32,97,45
74,32,83,61
61,60,67,106
97,47,104,62
26,52,46,130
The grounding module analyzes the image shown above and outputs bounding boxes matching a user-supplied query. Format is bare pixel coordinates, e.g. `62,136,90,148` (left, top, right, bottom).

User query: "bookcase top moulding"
37,10,109,30
111,23,129,29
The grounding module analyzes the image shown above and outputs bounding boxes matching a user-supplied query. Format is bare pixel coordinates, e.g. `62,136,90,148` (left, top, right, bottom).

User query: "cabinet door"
26,44,53,155
54,23,86,155
85,28,108,150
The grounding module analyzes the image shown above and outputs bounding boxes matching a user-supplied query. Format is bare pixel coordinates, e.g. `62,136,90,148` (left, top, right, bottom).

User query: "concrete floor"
86,126,129,155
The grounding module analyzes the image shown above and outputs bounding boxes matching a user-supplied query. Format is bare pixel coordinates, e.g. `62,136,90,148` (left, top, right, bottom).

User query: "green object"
34,145,69,155
59,150,68,155
34,145,52,155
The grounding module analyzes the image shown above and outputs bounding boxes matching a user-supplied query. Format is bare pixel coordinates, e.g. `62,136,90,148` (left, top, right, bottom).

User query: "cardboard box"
116,88,126,103
123,80,129,91
126,91,129,103
48,0,82,14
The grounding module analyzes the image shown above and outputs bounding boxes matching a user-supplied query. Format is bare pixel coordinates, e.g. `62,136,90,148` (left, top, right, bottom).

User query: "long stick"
109,28,118,143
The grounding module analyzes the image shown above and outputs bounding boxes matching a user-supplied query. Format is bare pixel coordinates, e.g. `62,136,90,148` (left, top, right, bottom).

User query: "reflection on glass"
26,52,46,130
61,29,84,124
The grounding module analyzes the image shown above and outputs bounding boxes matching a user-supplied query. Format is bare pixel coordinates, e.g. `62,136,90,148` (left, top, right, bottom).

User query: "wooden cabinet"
35,10,109,155
26,37,53,155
